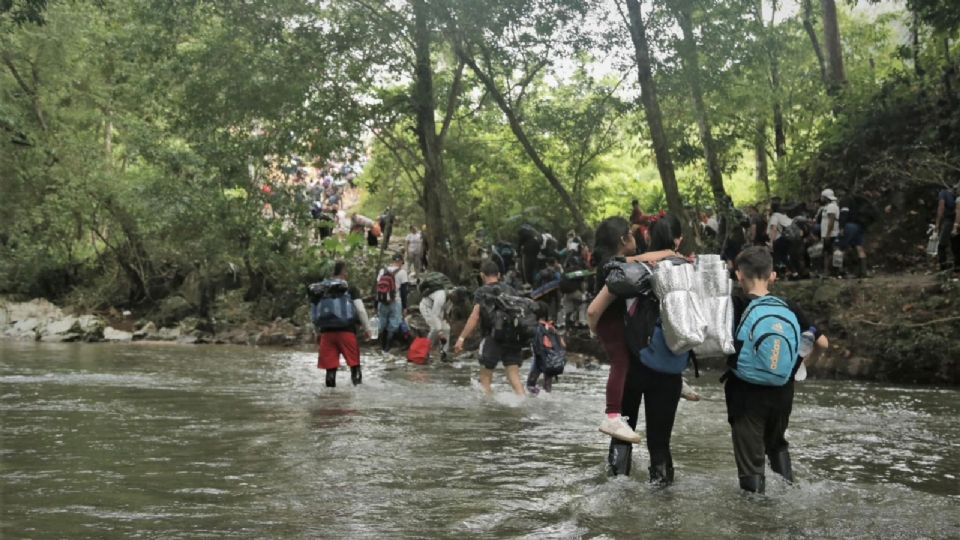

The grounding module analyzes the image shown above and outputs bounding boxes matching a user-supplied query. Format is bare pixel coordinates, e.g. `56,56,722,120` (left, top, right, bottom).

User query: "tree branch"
455,39,588,232
348,0,416,56
513,57,549,109
438,59,464,144
2,52,34,95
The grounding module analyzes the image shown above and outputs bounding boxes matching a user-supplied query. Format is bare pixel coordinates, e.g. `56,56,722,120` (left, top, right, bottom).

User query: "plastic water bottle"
798,326,816,358
795,361,808,382
926,225,939,257
832,248,844,269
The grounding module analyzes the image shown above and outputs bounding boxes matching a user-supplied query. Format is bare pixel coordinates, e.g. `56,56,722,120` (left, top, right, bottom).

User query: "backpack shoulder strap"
735,296,785,335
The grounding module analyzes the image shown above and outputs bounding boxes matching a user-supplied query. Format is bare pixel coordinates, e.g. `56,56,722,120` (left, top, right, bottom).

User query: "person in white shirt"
818,188,841,277
419,287,452,361
405,225,424,274
706,212,720,236
767,202,795,274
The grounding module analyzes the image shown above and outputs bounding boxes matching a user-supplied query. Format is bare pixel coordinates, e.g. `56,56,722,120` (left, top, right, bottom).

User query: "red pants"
597,309,630,415
318,331,360,370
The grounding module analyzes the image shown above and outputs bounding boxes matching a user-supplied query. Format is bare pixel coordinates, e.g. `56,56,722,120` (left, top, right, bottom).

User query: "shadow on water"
1,341,958,539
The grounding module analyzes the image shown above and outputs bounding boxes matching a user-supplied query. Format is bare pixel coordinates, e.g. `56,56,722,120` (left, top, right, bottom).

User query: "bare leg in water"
479,367,494,396
504,365,527,396
479,366,527,396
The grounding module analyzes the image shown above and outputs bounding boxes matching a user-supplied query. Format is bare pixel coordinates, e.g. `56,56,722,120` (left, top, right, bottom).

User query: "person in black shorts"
454,260,527,396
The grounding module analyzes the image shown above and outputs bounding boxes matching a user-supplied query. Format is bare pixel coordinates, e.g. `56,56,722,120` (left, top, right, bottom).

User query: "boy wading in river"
723,247,828,493
454,260,532,396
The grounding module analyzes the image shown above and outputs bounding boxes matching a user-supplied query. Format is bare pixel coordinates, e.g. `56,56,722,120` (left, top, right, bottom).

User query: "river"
1,341,957,539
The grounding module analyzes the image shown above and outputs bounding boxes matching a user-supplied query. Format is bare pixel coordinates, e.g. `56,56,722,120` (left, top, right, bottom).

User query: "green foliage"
2,0,951,320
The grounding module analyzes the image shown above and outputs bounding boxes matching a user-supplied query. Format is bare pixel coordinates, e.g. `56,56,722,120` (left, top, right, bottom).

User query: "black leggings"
620,360,683,466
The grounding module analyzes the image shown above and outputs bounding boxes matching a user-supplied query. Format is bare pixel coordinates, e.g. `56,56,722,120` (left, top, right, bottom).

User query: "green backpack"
418,271,453,297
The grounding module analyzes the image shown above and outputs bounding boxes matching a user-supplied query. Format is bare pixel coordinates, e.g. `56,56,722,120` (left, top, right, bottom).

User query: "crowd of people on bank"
305,181,958,494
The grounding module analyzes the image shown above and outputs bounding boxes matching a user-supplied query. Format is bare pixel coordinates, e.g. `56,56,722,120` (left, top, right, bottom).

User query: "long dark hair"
593,216,630,268
648,214,682,252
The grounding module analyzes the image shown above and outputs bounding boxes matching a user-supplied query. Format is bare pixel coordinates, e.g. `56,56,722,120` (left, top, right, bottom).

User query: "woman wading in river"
588,215,689,482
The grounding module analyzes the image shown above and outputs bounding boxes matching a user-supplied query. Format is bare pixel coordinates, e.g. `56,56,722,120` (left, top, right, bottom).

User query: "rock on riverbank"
771,273,959,385
0,298,314,347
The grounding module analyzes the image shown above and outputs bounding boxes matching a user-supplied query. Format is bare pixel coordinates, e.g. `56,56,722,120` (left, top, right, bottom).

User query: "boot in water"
607,439,633,477
379,332,390,353
350,365,362,386
769,448,794,483
739,474,765,494
648,462,675,486
325,369,337,388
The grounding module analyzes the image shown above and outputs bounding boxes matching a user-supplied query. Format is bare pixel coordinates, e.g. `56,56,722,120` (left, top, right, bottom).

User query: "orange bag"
407,337,431,365
371,222,382,237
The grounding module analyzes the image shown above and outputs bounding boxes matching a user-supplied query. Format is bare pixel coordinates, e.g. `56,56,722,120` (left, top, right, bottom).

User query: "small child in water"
526,302,565,395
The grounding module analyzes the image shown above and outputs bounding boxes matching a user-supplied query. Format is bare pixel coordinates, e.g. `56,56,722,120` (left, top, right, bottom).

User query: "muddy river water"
1,341,957,538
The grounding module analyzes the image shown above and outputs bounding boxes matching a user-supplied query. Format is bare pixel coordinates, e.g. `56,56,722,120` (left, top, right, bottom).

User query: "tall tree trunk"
801,0,828,87
456,45,589,234
772,98,786,160
411,0,464,278
623,0,692,241
758,0,787,160
104,110,113,159
821,0,846,90
755,122,770,199
911,9,924,78
675,2,728,210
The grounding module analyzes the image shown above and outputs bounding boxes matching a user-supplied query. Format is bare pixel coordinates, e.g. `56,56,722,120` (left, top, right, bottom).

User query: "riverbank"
2,272,957,384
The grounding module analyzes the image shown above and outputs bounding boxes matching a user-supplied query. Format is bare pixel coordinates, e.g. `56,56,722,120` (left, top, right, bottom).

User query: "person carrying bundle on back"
526,301,567,395
724,246,829,493
309,261,371,388
587,214,695,482
454,260,536,396
417,270,455,362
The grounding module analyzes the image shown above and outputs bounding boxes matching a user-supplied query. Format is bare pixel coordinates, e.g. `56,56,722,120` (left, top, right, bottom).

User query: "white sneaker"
599,415,642,444
681,380,701,401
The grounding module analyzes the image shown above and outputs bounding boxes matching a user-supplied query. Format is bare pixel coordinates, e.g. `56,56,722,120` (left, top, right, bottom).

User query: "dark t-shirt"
724,291,818,422
595,256,627,320
751,214,769,244
939,190,957,219
474,282,518,336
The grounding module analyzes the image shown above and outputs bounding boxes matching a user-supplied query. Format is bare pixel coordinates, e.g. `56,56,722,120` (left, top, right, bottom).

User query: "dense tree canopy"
2,0,958,314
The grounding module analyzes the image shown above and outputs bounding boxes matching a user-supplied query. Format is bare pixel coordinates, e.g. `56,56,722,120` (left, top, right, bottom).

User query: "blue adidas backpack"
734,296,800,386
310,279,357,331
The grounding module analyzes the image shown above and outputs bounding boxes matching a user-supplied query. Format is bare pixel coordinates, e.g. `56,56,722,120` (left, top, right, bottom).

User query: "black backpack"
479,286,538,347
418,271,453,297
624,293,660,359
308,279,357,330
534,323,567,376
